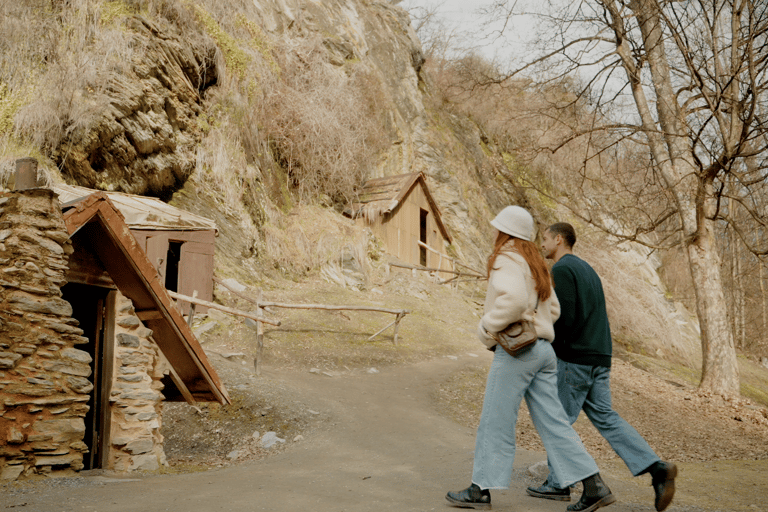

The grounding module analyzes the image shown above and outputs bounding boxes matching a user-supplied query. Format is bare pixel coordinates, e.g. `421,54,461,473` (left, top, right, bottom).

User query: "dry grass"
261,205,365,277
7,1,137,151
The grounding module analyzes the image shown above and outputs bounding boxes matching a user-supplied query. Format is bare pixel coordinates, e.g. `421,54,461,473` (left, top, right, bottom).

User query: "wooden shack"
348,173,453,274
0,188,228,480
54,184,215,311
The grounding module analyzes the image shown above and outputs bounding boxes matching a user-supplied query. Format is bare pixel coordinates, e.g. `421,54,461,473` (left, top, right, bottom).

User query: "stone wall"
0,190,90,479
108,294,168,472
0,190,171,479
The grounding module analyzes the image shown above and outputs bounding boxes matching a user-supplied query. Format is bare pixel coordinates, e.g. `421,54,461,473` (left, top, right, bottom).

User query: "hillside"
2,0,768,478
2,0,714,369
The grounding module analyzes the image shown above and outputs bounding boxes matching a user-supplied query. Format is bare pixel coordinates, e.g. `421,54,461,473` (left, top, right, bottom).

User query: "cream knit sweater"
477,250,561,349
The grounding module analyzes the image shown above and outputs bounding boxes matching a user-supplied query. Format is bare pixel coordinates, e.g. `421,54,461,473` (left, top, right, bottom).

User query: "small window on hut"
419,209,428,267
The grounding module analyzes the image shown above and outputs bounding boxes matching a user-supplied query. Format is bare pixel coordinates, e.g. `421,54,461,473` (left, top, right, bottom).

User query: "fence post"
186,290,198,327
393,311,405,346
255,290,264,376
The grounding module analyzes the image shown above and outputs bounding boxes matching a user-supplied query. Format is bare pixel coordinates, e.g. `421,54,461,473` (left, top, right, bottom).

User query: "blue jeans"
547,360,660,488
471,340,598,489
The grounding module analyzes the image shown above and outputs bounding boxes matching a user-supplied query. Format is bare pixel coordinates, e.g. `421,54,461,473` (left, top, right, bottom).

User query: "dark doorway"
60,283,115,470
165,241,183,292
419,209,428,267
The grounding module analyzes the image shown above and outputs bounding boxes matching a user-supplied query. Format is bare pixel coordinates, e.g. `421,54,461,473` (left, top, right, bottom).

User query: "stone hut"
0,187,228,480
348,172,453,274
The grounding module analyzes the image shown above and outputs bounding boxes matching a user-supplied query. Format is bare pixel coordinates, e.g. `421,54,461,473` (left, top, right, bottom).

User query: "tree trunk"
760,262,767,340
729,227,738,347
687,219,740,395
736,243,746,349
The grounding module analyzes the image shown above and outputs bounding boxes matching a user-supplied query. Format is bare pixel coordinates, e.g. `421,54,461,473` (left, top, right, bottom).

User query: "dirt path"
0,353,750,512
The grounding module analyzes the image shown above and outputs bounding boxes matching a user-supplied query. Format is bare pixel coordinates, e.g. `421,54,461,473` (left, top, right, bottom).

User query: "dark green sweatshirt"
551,254,612,367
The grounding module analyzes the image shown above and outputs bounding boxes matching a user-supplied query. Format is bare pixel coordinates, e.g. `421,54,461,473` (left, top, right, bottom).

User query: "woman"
446,206,615,512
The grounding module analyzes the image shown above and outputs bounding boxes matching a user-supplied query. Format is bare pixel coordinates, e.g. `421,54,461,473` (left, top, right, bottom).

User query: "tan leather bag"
490,297,539,356
490,319,537,356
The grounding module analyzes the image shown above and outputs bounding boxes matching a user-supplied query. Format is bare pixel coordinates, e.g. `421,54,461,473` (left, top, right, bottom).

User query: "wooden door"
145,234,170,281
178,241,214,312
60,284,115,470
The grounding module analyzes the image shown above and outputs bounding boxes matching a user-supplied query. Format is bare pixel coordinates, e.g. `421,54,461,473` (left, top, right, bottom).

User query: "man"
527,222,677,512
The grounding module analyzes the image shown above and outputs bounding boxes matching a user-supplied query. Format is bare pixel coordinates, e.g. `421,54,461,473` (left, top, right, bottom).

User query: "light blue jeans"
471,340,599,489
547,360,660,488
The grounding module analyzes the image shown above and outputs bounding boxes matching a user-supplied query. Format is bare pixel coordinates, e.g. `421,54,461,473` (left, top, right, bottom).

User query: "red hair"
487,232,552,301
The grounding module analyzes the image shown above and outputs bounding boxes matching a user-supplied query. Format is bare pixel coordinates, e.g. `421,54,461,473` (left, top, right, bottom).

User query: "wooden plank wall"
130,229,216,310
362,183,453,276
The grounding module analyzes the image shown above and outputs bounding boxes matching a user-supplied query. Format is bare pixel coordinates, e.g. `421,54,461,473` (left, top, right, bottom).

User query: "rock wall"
0,190,89,479
55,16,218,196
108,294,168,472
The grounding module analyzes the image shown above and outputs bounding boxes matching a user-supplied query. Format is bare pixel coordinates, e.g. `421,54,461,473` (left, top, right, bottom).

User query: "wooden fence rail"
213,277,410,375
168,290,281,326
416,241,485,277
387,262,485,280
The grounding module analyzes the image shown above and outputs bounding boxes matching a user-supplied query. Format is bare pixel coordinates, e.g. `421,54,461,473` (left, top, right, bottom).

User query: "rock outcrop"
54,16,218,197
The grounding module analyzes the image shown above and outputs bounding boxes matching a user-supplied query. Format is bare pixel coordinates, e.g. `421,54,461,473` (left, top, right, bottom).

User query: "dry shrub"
1,1,58,137
9,1,137,151
0,1,58,88
132,0,203,33
261,35,388,206
262,205,365,276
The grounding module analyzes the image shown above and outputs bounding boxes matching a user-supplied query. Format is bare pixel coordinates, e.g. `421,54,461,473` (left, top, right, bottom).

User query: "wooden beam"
417,242,485,276
186,290,198,327
214,277,259,307
255,290,264,376
167,364,197,405
135,309,163,321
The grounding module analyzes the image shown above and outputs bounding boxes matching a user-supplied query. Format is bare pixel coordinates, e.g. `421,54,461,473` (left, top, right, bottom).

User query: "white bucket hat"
490,206,534,241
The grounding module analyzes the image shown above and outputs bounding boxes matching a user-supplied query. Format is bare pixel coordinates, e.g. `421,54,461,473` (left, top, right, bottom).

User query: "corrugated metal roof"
54,184,217,232
351,172,452,243
62,192,229,405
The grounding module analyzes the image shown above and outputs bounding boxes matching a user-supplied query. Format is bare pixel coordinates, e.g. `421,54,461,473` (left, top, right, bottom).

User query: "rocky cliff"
0,0,701,365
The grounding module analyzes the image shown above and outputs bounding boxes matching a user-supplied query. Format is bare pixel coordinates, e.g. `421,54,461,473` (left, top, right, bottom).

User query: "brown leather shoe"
651,462,677,511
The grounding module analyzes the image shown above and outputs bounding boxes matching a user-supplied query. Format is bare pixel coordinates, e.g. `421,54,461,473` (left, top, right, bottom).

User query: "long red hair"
487,232,552,301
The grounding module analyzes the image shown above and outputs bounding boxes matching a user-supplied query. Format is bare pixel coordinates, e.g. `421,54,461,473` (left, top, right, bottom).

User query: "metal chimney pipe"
14,158,43,190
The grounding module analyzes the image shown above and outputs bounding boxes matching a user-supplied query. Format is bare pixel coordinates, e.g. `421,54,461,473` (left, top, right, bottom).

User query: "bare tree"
480,0,768,395
404,1,473,65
